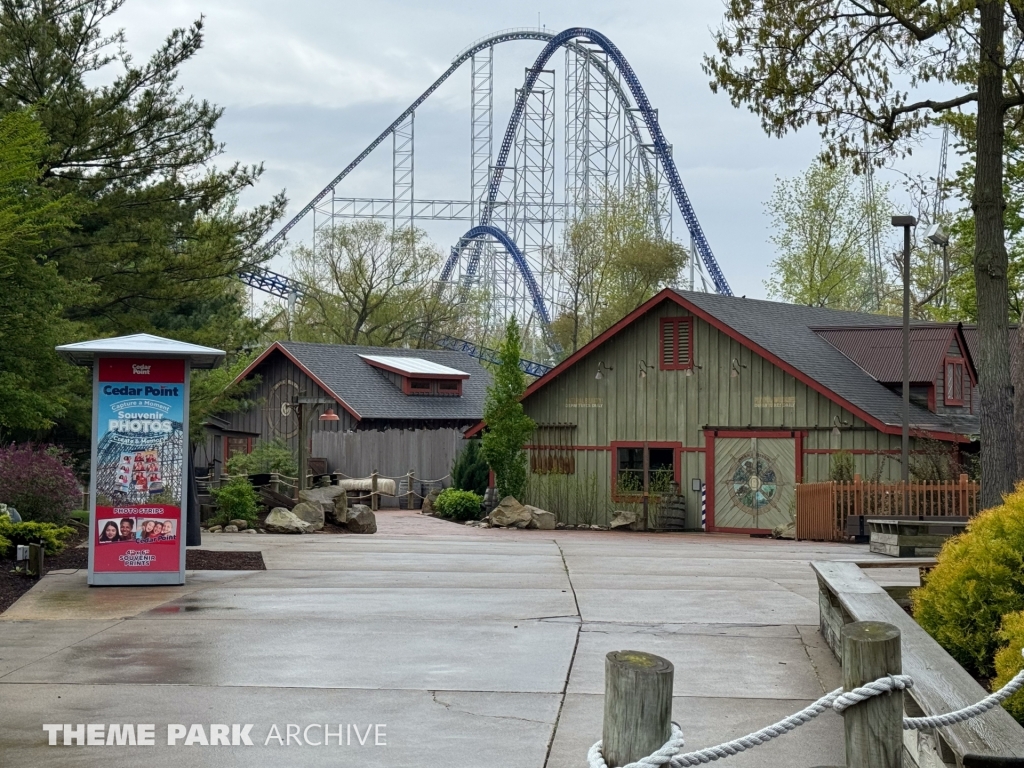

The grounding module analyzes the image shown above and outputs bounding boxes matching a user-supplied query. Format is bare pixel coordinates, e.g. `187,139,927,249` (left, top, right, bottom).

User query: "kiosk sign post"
56,334,224,586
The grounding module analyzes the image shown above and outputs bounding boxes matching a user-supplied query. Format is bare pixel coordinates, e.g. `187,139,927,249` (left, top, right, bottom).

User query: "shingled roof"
677,291,978,436
502,289,979,441
239,342,491,423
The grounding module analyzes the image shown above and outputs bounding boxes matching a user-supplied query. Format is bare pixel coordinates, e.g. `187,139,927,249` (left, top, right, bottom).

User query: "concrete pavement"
0,509,891,766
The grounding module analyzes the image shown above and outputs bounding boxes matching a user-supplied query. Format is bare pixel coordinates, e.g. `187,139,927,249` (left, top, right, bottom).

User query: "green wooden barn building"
470,289,978,533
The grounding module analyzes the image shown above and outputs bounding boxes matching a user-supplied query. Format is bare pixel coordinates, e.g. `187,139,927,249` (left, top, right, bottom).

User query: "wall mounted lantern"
595,361,613,380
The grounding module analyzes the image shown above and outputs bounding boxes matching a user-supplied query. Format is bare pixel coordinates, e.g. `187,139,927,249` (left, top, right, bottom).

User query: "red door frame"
703,429,804,534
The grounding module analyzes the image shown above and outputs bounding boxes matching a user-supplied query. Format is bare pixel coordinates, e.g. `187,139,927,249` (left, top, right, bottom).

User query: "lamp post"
927,223,950,306
638,360,654,530
892,215,917,510
294,396,341,491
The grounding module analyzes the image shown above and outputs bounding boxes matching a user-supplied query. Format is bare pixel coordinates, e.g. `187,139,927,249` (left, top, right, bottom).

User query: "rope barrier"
586,665,1024,768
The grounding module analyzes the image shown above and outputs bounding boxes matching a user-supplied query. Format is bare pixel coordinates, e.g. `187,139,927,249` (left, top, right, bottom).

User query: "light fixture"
926,223,949,246
684,363,703,378
319,407,340,422
730,358,747,379
831,415,850,439
638,359,652,379
595,361,613,380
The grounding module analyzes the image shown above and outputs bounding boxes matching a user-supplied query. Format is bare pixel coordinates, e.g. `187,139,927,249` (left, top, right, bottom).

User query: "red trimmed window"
944,358,965,405
660,317,693,370
612,442,679,498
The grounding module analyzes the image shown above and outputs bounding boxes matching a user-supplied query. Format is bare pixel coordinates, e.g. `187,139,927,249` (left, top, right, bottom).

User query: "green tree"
764,159,890,311
552,185,686,354
452,439,489,496
704,0,1024,506
0,0,285,359
289,221,469,347
0,109,82,432
188,351,260,443
481,317,536,500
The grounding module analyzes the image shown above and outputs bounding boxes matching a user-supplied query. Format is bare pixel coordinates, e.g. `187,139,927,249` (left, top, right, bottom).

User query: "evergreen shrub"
912,485,1024,677
433,488,483,521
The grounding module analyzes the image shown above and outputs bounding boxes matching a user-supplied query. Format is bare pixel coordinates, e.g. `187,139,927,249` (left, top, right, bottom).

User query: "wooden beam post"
407,470,415,510
842,621,903,768
371,470,378,512
602,651,674,767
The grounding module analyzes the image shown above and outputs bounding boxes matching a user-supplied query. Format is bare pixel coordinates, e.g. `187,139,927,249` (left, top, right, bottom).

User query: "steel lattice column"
393,112,414,231
511,67,556,332
470,48,493,222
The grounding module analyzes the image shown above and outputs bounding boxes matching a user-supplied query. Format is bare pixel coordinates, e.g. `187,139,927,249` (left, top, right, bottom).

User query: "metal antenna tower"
393,112,414,231
934,124,950,306
862,148,885,310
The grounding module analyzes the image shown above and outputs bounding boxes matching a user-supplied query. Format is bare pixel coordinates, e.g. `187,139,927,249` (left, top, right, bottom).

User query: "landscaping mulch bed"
0,526,265,615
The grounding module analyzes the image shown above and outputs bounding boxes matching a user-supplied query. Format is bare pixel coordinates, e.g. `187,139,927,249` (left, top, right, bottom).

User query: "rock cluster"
485,497,556,530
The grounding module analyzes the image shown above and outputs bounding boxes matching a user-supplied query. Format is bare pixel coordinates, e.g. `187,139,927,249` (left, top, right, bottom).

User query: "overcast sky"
113,0,947,299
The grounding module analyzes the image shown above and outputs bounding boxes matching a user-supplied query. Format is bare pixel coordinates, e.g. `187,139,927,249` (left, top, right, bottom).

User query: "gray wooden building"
200,342,491,489
468,289,978,533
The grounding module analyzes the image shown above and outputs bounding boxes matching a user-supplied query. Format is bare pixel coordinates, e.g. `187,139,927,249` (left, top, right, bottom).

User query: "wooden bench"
812,560,1024,765
868,518,968,557
846,514,969,541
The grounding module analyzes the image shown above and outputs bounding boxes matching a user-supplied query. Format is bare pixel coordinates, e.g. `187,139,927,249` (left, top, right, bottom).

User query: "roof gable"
233,342,491,423
812,325,962,383
471,289,976,441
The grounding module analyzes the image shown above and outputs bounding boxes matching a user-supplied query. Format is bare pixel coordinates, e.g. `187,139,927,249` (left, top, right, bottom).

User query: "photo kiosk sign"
56,334,224,586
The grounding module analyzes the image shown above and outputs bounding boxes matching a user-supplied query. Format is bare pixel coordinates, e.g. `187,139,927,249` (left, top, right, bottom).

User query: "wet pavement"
0,509,888,767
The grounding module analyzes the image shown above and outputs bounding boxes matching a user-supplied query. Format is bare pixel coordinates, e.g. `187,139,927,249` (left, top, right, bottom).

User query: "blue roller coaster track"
448,27,732,298
237,265,553,377
240,27,731,366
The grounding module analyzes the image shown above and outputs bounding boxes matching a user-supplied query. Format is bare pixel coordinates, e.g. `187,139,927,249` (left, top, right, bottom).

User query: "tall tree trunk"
1014,325,1024,480
975,0,1016,508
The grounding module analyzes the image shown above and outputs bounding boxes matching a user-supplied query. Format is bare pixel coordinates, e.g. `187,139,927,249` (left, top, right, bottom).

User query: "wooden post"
297,403,308,493
959,473,969,517
842,621,903,768
602,651,674,767
407,470,415,510
28,541,44,578
371,470,378,512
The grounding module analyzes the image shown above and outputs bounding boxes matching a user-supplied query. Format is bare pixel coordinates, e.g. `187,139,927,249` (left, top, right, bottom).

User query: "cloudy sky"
113,0,947,299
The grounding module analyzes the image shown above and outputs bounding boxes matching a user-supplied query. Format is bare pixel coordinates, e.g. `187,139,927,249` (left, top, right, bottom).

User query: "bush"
993,611,1024,724
433,488,483,521
912,484,1024,677
453,440,489,496
210,476,260,526
829,450,855,482
0,443,80,522
0,517,76,556
225,439,298,477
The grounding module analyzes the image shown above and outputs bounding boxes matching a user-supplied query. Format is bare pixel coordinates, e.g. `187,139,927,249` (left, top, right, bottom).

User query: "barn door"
713,436,795,531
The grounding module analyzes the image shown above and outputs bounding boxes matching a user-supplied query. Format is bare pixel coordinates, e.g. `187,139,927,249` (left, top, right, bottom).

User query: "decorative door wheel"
731,455,778,511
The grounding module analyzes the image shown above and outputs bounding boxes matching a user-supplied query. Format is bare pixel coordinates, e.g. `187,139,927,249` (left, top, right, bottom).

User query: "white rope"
587,664,1024,767
903,667,1024,730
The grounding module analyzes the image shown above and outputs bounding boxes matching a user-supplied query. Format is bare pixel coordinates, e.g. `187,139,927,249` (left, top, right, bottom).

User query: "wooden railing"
796,474,980,541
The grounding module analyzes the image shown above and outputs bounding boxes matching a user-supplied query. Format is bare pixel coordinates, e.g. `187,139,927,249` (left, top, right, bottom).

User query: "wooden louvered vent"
660,317,693,370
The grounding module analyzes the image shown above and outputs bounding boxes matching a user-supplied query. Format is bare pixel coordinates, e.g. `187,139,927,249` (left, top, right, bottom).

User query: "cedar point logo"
132,364,151,375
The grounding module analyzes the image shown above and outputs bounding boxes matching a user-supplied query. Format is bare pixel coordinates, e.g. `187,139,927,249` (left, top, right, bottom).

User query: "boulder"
609,509,641,531
487,496,532,528
524,506,556,530
290,502,325,531
772,518,796,540
242,528,257,534
326,491,349,525
0,503,21,522
223,525,238,533
264,507,313,534
229,519,248,531
207,525,223,533
345,504,377,534
299,485,347,510
421,488,441,516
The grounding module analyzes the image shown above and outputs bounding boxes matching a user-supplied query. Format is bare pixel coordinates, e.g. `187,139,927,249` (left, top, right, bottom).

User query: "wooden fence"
796,474,980,542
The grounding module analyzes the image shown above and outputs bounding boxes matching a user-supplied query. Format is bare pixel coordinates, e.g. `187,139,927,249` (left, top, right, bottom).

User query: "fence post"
602,651,674,768
371,470,378,512
959,473,968,517
842,621,903,768
407,470,415,510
